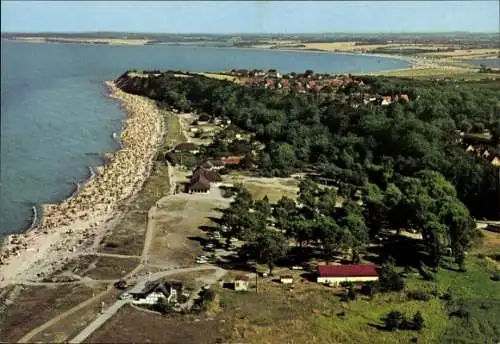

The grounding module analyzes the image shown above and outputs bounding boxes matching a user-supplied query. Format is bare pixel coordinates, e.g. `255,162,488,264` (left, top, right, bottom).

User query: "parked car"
114,279,128,289
119,292,133,300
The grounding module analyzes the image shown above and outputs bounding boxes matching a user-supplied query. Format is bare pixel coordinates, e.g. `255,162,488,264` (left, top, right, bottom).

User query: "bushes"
360,282,378,297
418,264,436,281
341,284,357,302
379,262,405,292
407,290,431,301
384,311,404,331
449,305,470,320
441,287,454,302
384,310,425,331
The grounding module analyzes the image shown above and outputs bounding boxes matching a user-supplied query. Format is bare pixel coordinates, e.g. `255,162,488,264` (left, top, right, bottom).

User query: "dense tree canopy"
117,71,500,226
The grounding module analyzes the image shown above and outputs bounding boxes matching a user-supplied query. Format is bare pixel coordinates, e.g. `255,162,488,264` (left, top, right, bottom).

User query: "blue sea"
470,58,500,69
0,41,409,235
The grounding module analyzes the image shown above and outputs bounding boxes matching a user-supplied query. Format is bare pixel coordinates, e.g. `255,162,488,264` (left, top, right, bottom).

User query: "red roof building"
317,264,379,286
318,264,378,278
222,155,244,165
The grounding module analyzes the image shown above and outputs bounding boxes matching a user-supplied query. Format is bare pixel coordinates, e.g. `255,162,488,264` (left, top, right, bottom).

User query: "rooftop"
318,264,378,278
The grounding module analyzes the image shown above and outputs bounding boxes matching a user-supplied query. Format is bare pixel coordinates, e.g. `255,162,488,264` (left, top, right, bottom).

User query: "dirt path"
95,252,141,259
17,287,113,343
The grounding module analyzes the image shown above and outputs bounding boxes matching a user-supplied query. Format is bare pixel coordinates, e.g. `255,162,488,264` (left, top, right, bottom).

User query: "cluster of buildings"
176,153,244,194
226,69,413,107
216,263,379,293
236,70,367,95
458,132,500,167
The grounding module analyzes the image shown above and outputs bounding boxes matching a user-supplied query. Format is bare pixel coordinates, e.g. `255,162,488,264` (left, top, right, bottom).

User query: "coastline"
0,81,165,287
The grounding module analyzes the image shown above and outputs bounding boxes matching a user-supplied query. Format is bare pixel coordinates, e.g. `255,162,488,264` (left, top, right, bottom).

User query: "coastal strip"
0,81,165,286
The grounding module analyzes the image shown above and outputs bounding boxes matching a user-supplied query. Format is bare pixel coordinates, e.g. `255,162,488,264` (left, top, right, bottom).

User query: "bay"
470,58,500,69
0,41,409,234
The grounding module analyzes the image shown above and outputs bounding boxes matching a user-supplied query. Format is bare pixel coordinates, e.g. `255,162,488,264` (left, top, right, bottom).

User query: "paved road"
68,265,226,344
68,299,128,344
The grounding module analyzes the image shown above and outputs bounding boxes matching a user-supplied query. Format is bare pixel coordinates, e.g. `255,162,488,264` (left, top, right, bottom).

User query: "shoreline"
5,37,494,70
0,81,165,287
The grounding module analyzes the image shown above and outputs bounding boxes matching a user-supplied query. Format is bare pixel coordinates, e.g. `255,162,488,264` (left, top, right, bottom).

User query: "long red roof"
318,264,378,278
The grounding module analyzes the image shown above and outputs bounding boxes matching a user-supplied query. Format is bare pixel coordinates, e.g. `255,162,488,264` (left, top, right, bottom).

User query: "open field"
373,68,498,80
148,187,231,267
47,255,139,280
421,48,499,59
195,72,238,82
159,268,218,290
87,305,229,343
0,284,106,342
213,253,499,344
28,289,121,343
162,110,188,148
224,173,300,202
90,230,499,344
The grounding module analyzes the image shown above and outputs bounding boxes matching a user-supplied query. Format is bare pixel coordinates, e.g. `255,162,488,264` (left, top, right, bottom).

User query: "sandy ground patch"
224,173,300,202
148,186,231,267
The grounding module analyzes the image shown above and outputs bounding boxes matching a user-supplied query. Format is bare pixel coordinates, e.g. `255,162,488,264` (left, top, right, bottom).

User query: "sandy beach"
0,81,165,287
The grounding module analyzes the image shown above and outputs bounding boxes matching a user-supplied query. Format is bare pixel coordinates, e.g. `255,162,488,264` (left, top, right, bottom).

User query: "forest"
116,71,500,268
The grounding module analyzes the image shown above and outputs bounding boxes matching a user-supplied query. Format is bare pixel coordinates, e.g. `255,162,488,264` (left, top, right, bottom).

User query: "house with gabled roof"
188,174,211,193
192,167,222,183
174,142,199,154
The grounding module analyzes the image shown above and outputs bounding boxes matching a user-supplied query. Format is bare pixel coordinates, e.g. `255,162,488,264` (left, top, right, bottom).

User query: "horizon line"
2,30,499,35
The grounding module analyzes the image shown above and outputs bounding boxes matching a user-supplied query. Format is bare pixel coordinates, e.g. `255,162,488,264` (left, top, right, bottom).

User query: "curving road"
68,265,226,344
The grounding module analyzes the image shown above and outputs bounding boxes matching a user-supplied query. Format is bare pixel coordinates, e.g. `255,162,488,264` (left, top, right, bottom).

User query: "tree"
412,311,424,331
254,196,272,221
249,230,288,275
298,178,320,217
379,261,405,292
385,311,404,331
315,216,341,263
232,184,253,210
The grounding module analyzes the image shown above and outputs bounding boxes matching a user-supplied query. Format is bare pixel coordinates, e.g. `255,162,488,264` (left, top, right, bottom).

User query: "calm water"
470,58,500,69
0,41,409,235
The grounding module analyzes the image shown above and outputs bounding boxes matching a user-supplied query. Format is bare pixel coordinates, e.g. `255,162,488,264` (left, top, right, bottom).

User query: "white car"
196,259,208,264
119,292,133,300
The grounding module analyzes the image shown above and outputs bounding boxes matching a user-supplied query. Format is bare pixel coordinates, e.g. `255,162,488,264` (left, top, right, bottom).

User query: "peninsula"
1,69,500,344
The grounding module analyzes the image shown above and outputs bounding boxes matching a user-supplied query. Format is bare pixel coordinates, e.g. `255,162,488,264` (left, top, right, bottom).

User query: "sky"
1,1,499,34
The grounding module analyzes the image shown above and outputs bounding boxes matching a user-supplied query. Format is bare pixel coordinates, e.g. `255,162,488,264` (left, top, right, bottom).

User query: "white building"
133,291,165,305
317,264,379,287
